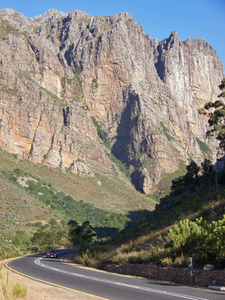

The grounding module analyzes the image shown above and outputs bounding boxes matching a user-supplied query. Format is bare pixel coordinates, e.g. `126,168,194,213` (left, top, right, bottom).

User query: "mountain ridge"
0,8,223,195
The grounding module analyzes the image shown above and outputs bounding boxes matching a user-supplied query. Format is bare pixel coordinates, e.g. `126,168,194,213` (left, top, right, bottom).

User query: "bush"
92,117,111,149
160,257,173,267
0,244,23,260
0,263,27,299
167,216,225,267
13,282,27,298
13,230,32,250
173,254,188,268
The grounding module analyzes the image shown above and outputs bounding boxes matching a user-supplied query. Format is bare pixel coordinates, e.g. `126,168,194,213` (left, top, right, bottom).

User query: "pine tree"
199,78,225,151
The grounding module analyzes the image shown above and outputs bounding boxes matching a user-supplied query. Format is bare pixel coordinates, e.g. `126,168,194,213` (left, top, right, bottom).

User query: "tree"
13,230,31,249
185,161,200,181
67,220,79,244
171,160,200,191
201,158,212,174
199,78,225,151
32,224,66,248
201,158,213,190
68,220,97,245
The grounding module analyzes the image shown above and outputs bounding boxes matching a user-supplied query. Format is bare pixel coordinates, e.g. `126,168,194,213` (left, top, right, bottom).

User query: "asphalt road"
6,249,225,300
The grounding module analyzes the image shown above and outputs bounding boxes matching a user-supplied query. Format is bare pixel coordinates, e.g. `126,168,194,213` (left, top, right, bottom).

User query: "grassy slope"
0,169,57,241
0,150,156,241
0,150,155,214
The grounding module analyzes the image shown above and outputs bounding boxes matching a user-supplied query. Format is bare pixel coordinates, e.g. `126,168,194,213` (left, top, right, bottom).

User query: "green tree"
201,158,213,189
13,230,31,249
185,161,200,181
67,220,79,244
32,224,66,248
199,78,225,150
68,220,97,245
171,161,200,191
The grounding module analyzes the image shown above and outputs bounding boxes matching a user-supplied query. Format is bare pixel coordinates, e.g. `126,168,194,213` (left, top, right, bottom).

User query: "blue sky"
1,0,225,71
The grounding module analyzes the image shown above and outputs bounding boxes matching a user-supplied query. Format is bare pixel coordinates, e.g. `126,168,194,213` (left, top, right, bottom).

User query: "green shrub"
13,282,27,298
13,168,23,176
167,216,225,267
0,244,23,260
106,153,131,180
13,230,32,250
196,137,212,158
92,117,111,149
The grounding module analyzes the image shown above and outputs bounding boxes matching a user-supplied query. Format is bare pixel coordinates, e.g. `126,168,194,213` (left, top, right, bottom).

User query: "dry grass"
0,262,27,299
112,249,151,264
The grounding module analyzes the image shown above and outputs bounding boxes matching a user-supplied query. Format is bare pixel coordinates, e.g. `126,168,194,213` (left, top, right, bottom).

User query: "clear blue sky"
1,0,225,72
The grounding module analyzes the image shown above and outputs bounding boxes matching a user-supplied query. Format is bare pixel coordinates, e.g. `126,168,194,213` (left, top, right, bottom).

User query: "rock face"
0,8,224,194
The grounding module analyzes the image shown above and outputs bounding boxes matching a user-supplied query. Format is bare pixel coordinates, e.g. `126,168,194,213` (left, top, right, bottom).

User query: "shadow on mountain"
94,209,152,238
94,227,120,238
126,209,151,224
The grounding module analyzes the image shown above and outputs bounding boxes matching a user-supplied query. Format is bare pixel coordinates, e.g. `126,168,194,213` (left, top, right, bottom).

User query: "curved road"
6,249,224,300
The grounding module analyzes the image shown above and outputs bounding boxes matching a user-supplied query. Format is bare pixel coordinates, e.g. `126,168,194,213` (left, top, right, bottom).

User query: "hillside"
0,8,223,196
0,149,154,213
73,160,225,270
0,148,155,249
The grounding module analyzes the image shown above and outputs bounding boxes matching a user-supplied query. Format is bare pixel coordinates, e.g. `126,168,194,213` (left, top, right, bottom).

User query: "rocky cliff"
0,8,224,194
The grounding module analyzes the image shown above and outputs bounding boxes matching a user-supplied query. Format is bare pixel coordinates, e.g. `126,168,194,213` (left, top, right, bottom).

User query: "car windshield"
49,250,56,253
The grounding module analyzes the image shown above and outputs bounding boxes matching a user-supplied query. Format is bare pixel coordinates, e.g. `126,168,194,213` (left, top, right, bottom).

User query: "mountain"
0,8,224,195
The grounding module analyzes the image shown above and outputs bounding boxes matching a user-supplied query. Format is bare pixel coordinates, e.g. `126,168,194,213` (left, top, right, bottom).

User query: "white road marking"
35,257,209,300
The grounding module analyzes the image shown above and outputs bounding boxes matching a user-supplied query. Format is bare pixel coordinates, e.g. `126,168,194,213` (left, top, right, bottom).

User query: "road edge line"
5,259,109,300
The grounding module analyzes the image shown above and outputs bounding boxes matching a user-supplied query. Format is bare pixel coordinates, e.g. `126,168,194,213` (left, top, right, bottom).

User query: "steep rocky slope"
0,8,223,194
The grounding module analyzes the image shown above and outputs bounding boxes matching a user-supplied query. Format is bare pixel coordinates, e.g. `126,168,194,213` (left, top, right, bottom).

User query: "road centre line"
35,257,209,300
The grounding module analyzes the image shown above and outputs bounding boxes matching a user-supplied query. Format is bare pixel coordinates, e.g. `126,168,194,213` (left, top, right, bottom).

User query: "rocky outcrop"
0,8,224,193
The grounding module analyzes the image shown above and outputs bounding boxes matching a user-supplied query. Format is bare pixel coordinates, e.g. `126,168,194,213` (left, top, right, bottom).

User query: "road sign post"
188,257,193,286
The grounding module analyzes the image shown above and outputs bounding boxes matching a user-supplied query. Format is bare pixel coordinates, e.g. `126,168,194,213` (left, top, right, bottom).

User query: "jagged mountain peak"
35,8,68,19
168,30,180,42
0,8,16,15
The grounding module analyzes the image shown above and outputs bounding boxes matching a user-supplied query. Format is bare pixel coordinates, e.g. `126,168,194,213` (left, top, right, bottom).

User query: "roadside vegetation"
0,263,27,299
0,216,102,260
